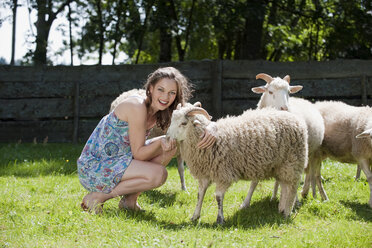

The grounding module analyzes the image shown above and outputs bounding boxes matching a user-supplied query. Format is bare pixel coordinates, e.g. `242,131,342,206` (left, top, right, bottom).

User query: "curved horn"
186,107,212,120
256,73,274,84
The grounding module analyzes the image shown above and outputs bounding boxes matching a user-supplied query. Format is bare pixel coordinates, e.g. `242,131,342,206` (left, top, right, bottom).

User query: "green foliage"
1,144,371,247
9,0,372,65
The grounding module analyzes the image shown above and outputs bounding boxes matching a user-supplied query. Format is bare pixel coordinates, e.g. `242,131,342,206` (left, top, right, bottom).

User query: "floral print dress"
77,111,149,194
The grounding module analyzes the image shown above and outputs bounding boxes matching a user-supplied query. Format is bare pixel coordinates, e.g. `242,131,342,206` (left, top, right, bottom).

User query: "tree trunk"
159,27,172,62
238,0,266,60
157,0,172,62
95,0,104,65
135,0,154,64
33,0,73,65
112,0,125,65
11,0,18,65
169,0,196,61
68,3,74,66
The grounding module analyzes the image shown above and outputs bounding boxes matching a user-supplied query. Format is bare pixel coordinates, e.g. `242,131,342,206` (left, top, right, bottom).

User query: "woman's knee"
153,166,168,188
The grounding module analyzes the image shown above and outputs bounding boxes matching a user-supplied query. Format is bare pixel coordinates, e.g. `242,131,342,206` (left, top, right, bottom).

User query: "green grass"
0,143,371,247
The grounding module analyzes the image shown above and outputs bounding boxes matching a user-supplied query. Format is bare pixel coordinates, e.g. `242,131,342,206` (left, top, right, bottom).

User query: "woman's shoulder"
115,97,147,121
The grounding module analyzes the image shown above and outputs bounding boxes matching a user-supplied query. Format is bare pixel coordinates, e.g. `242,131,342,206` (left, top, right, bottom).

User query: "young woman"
78,67,216,213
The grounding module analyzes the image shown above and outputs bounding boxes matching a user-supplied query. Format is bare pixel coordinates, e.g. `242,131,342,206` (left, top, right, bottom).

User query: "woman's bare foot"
118,195,142,211
81,192,104,214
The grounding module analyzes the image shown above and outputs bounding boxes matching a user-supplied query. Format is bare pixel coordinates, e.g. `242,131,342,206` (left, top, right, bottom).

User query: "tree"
11,0,18,65
32,0,74,65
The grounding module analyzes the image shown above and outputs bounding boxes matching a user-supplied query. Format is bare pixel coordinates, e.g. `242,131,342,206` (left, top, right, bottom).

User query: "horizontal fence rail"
1,60,371,143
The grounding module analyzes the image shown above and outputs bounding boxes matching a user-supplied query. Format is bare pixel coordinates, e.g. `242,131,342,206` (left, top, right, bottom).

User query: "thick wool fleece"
178,108,308,188
316,100,372,167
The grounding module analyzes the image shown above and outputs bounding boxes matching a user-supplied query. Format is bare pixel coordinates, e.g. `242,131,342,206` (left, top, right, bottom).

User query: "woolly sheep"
249,73,326,204
110,88,187,191
315,100,372,208
166,103,308,224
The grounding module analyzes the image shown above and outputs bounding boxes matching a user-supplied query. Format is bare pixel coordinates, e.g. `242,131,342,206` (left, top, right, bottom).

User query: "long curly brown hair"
143,67,193,130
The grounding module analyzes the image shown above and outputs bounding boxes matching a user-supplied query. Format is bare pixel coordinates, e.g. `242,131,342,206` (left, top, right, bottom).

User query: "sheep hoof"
216,216,225,225
191,215,200,222
239,204,249,209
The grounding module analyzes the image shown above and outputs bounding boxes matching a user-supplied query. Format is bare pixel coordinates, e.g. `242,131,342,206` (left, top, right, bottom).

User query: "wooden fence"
1,59,371,143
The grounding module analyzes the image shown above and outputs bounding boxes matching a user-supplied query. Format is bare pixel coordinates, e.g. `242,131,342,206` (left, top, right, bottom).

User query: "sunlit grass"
0,144,371,247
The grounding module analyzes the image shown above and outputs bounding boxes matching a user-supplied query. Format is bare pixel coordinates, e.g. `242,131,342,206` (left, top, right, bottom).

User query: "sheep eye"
269,91,273,95
180,122,187,126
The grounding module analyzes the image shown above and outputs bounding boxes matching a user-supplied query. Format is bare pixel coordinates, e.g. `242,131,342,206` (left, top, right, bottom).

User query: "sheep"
166,102,308,224
248,73,326,205
110,88,187,191
314,100,372,208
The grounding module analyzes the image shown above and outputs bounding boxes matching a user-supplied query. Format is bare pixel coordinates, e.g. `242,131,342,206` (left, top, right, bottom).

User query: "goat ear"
252,86,266,94
283,75,290,83
176,103,182,110
356,129,372,139
289,85,303,94
193,102,202,107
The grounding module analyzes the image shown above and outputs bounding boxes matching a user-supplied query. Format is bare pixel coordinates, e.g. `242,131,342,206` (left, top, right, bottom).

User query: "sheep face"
252,73,303,111
167,109,190,141
166,103,211,142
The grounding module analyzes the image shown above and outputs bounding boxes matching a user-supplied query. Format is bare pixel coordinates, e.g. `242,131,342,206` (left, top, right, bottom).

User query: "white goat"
167,103,308,224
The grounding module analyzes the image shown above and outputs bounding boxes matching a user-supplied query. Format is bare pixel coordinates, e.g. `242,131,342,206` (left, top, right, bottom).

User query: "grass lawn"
0,143,371,247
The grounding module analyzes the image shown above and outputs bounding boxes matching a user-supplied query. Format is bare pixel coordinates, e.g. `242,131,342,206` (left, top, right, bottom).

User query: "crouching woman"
77,67,216,213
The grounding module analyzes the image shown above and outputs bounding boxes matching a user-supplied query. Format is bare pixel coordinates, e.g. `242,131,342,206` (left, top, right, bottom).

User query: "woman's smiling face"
149,78,178,111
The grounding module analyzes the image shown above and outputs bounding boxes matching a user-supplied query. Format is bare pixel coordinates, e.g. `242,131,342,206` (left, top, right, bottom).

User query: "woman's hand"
197,122,217,149
161,137,177,152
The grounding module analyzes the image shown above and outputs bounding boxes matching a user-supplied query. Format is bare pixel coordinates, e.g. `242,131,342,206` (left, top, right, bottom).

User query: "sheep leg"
314,158,328,201
301,170,311,199
215,184,229,225
278,181,287,214
191,178,210,221
310,160,317,199
240,180,258,209
279,180,298,217
283,182,298,217
358,159,372,208
176,155,186,191
355,164,361,180
271,181,279,201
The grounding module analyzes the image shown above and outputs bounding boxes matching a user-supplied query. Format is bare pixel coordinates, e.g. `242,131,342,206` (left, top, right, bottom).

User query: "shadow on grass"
340,200,372,222
0,143,82,177
105,196,293,230
0,143,181,177
142,190,177,208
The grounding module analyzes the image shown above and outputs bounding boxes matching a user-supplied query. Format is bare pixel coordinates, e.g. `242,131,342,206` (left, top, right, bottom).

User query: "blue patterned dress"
77,111,150,194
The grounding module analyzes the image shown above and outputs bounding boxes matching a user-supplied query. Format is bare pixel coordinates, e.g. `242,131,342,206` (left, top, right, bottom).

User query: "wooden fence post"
73,80,80,143
211,60,222,119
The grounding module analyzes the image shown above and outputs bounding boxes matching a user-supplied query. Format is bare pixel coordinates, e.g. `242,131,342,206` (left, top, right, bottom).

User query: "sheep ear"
283,75,290,83
356,129,372,139
176,103,182,110
193,102,202,107
252,86,266,94
289,85,303,94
